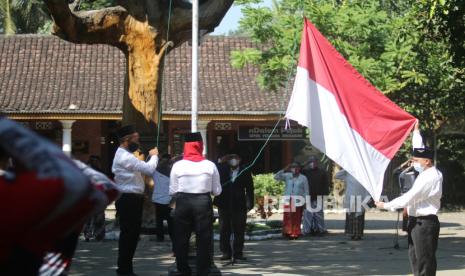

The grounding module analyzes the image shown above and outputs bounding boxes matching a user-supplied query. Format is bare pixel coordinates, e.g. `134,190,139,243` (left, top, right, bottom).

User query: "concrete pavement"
70,211,465,276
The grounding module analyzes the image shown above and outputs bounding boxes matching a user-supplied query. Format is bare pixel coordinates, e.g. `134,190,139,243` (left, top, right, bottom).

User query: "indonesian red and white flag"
286,18,416,200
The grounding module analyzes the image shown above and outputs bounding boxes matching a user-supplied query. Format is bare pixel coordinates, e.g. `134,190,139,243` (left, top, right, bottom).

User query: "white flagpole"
191,0,199,132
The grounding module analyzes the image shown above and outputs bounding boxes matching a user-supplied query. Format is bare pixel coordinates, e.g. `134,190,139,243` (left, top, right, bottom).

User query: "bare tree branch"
44,0,128,45
168,0,235,45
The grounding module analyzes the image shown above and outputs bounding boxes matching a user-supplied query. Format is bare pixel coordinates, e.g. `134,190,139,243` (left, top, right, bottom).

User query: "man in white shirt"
112,125,158,276
169,132,222,276
376,123,442,276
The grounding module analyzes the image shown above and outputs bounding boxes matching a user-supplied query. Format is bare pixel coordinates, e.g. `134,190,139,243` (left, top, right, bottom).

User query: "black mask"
127,142,140,153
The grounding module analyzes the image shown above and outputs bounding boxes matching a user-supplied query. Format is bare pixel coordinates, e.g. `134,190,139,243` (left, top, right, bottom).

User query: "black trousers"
154,203,174,244
116,193,144,274
218,208,247,257
173,193,213,276
408,215,440,276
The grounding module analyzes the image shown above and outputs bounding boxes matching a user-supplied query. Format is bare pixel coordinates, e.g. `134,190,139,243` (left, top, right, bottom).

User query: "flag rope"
155,0,174,148
221,13,304,186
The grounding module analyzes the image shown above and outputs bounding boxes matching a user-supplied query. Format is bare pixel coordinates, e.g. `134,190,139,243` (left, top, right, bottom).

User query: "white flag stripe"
286,67,390,199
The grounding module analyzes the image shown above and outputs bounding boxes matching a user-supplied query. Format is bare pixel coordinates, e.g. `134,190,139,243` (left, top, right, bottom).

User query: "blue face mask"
413,162,424,173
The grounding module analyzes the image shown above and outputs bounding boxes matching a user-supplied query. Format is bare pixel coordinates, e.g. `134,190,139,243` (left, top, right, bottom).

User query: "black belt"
410,214,438,220
177,192,211,196
121,193,144,198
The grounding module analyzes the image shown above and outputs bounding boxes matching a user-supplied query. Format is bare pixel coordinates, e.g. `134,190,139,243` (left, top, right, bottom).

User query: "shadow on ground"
71,215,465,276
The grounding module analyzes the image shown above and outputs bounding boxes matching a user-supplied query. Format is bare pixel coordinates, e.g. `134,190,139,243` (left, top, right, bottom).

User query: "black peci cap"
116,125,136,139
412,147,434,160
184,132,203,142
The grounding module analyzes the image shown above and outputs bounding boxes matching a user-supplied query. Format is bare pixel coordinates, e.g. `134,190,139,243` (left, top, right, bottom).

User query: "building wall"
166,120,313,174
12,119,119,175
72,120,102,163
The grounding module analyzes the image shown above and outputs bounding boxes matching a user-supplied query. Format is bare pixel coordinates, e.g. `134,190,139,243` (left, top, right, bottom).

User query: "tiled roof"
162,36,290,115
0,35,125,114
0,35,291,116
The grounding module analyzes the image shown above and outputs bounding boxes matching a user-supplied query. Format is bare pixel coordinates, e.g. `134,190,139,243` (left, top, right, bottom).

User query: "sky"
212,0,273,35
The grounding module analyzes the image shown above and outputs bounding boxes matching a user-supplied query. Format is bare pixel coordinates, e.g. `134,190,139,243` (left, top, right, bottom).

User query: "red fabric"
298,18,416,159
0,171,97,258
0,172,64,257
282,199,304,238
183,141,205,162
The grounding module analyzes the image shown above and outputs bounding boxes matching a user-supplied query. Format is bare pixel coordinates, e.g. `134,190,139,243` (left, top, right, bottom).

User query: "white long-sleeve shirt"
335,169,370,213
112,147,158,194
384,130,442,216
412,129,425,149
152,171,171,204
384,166,442,216
169,159,222,196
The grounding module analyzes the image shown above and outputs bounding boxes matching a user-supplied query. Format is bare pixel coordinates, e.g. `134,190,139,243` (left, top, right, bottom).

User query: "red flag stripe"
299,19,416,159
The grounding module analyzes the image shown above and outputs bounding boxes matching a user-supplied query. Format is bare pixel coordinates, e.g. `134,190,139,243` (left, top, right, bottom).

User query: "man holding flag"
376,122,442,276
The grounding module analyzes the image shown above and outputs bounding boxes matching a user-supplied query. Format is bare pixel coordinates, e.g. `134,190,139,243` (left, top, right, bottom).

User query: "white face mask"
229,158,239,167
413,162,424,173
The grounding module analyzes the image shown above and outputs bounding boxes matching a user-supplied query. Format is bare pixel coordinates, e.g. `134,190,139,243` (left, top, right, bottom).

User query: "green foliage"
253,173,285,197
78,0,117,10
0,0,50,34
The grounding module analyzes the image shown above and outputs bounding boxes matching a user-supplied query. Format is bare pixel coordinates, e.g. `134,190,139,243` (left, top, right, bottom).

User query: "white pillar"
198,120,210,156
191,0,199,132
60,120,75,157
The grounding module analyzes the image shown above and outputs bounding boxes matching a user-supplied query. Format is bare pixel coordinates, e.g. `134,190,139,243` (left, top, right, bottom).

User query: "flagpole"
191,0,199,132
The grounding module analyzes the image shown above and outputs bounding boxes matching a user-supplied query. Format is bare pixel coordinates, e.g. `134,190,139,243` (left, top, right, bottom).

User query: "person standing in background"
214,152,254,261
335,169,370,241
302,155,329,236
83,155,107,242
151,154,174,253
275,162,309,240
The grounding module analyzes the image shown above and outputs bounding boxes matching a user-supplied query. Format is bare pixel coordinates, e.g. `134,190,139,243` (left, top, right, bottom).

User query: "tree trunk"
45,0,234,124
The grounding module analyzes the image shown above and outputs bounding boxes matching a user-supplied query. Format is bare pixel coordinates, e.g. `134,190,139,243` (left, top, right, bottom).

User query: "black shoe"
234,255,247,261
169,268,191,276
117,272,138,276
220,254,231,261
316,230,328,237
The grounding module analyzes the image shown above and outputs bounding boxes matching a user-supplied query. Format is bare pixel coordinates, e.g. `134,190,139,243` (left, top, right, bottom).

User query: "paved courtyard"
71,211,465,276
